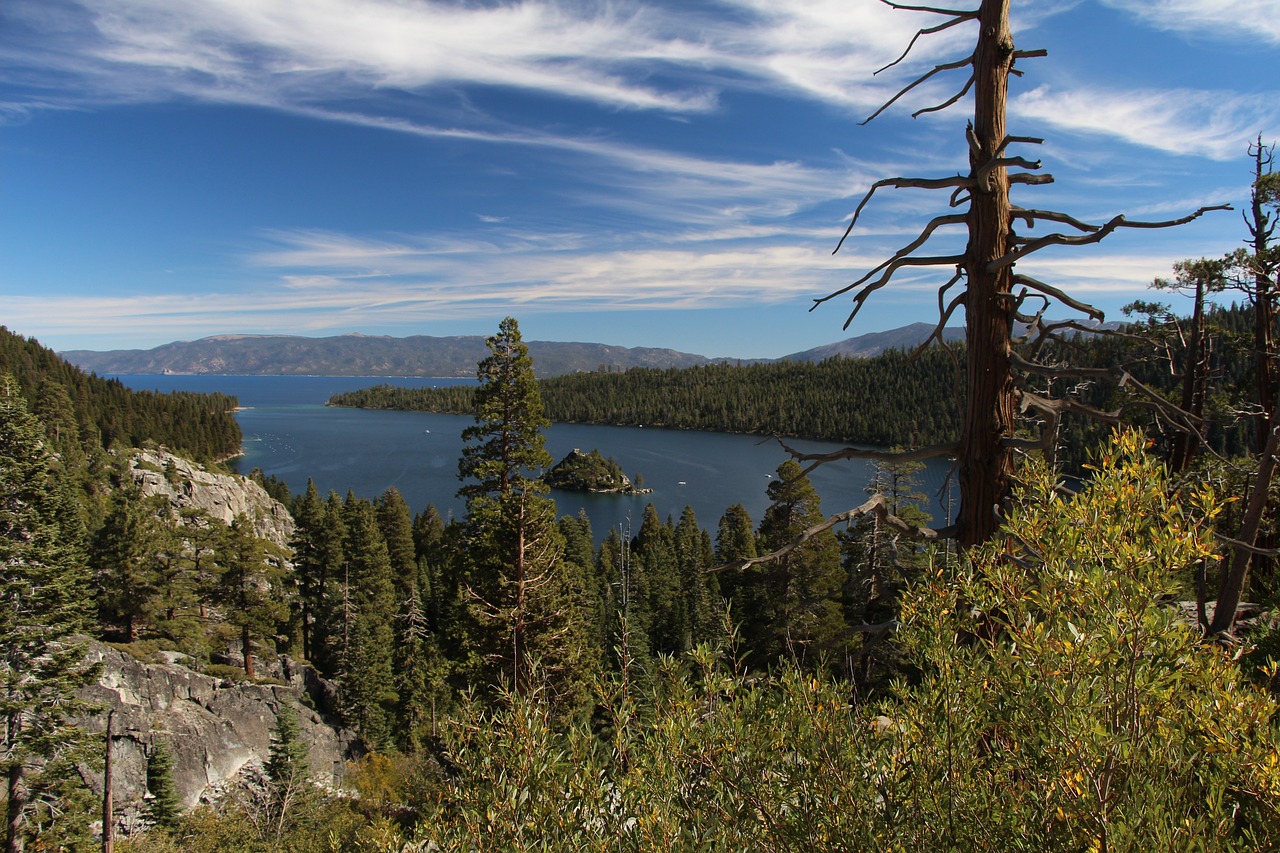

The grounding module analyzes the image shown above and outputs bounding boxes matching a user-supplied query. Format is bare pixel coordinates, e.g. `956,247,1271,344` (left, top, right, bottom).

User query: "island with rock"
543,448,651,494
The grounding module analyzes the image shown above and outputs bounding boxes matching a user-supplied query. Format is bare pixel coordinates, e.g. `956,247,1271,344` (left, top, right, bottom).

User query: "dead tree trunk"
1210,393,1280,635
1169,276,1208,473
958,0,1019,549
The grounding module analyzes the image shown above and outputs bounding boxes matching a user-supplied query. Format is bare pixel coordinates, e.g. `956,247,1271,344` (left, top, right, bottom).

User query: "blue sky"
2,0,1278,359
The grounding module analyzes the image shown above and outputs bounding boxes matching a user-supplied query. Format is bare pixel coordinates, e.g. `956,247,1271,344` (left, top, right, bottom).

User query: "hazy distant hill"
61,333,715,378
781,323,964,362
60,323,970,377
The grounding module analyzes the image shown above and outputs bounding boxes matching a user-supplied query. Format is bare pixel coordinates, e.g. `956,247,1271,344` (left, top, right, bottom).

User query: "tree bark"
7,764,25,853
102,711,114,853
958,0,1018,549
1210,393,1280,635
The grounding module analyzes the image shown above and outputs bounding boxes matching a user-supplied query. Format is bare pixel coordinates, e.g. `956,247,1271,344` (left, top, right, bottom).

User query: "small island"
544,448,651,495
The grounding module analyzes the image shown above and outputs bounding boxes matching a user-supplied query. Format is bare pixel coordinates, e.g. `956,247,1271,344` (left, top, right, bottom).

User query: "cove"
115,375,956,539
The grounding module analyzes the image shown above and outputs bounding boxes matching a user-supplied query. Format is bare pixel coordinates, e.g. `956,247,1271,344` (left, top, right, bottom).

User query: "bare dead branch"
909,278,966,359
778,439,960,480
709,493,948,575
999,134,1044,153
834,255,967,329
834,176,973,253
1010,173,1054,187
879,0,976,14
861,55,974,126
876,9,979,75
976,156,1041,190
832,213,966,296
1010,351,1113,383
1011,207,1097,233
1010,273,1105,321
913,74,975,118
990,205,1233,270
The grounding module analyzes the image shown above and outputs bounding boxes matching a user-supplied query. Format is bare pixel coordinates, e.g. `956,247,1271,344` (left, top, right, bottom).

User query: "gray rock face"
128,449,295,550
79,642,361,823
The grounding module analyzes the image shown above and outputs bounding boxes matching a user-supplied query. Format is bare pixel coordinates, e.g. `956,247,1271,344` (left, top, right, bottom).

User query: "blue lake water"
116,375,956,538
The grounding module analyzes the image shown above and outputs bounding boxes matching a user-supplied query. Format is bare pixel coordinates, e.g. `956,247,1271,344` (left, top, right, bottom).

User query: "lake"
115,375,956,539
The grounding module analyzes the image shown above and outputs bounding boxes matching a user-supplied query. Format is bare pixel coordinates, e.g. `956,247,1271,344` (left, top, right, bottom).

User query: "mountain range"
61,323,960,378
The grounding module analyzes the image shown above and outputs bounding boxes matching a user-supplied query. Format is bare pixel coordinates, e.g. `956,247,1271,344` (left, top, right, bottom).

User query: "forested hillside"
0,326,242,463
5,314,1280,851
330,345,963,446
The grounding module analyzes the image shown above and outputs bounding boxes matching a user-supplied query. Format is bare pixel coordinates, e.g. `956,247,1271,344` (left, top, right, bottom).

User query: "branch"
913,74,975,119
834,176,973,253
1010,274,1105,321
861,55,974,126
778,438,959,480
879,1,976,13
840,256,967,329
989,205,1233,270
976,156,1041,191
875,8,979,76
1010,207,1097,233
709,493,948,575
909,277,966,358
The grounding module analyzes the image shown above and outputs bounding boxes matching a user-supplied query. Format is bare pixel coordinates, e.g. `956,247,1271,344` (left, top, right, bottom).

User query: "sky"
2,0,1278,360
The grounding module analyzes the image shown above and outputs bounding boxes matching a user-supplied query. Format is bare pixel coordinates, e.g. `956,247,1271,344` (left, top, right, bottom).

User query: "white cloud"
1100,0,1280,44
1013,84,1280,161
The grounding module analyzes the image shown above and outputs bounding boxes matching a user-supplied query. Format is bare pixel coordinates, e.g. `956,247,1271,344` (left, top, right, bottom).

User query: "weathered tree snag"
957,0,1018,548
1248,138,1278,454
1210,393,1280,635
102,711,115,853
811,0,1227,551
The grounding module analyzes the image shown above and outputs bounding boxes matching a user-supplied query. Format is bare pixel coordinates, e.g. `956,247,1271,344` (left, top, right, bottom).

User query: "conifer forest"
4,3,1280,851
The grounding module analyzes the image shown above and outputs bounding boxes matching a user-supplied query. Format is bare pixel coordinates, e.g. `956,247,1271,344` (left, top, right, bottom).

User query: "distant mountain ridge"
61,325,965,377
780,323,965,361
62,333,715,378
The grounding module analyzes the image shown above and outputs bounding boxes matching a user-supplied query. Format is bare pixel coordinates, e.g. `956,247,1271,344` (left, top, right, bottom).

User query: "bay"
115,375,956,539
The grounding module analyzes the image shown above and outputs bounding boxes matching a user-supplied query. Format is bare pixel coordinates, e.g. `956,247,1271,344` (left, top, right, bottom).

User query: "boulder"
78,642,362,829
129,449,295,550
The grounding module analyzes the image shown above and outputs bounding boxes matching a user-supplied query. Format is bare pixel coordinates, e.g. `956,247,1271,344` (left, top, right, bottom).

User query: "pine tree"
674,506,720,651
755,460,845,670
91,486,166,641
337,496,397,750
714,503,757,634
456,318,596,709
0,376,100,853
263,703,313,842
632,504,681,657
213,518,288,681
289,480,327,664
144,740,182,832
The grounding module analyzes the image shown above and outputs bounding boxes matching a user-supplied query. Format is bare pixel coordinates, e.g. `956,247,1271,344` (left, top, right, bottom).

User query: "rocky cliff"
79,642,361,829
128,448,295,550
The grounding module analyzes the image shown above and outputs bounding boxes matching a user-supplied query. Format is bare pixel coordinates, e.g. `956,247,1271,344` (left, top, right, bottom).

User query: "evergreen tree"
754,460,845,670
263,703,313,843
212,518,288,680
0,376,99,853
144,740,182,832
632,504,681,657
289,480,327,664
456,318,596,709
309,491,349,677
337,496,397,750
674,506,720,651
714,503,757,633
91,486,166,641
377,487,449,750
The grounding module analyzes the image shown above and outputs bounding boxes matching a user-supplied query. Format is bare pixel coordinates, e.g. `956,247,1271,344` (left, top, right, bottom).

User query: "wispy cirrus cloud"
1100,0,1280,44
1013,85,1280,161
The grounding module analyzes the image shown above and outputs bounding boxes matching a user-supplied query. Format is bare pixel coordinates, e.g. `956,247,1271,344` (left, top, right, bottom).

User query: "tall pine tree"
0,376,99,853
456,318,595,709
